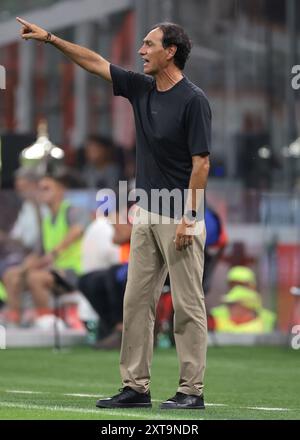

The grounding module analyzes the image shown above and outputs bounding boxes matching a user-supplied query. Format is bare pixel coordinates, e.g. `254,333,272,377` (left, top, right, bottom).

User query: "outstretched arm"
16,17,111,81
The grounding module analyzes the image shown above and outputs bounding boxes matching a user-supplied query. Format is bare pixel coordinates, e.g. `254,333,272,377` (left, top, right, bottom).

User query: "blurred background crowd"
0,0,300,348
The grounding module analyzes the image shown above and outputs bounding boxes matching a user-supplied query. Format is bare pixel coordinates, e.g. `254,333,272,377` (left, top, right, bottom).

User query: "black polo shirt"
110,64,211,218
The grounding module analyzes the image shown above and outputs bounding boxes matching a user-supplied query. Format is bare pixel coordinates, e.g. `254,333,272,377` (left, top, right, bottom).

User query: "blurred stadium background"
0,0,300,420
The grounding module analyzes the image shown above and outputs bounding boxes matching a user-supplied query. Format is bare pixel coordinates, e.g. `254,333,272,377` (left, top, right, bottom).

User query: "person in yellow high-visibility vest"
0,282,7,308
208,266,276,333
227,265,257,290
2,170,90,328
209,285,276,333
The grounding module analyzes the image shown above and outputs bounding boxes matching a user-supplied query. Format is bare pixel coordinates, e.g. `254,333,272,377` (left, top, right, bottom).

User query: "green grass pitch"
0,346,299,420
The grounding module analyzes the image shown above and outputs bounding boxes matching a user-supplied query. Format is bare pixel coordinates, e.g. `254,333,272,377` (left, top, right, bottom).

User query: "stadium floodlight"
21,120,64,162
288,138,300,158
50,147,64,159
281,138,300,158
258,145,271,159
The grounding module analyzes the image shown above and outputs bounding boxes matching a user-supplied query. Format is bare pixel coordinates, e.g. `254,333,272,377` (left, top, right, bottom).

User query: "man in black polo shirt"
17,18,211,410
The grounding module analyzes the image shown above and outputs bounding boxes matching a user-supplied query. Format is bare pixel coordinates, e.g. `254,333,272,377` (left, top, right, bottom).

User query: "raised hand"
16,17,49,42
16,16,112,80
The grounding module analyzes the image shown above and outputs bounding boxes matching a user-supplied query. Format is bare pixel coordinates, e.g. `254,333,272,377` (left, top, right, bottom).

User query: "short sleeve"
185,94,212,156
110,64,153,102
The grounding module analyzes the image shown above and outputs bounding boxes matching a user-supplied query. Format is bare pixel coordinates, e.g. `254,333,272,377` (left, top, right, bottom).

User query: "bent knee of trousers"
173,302,207,332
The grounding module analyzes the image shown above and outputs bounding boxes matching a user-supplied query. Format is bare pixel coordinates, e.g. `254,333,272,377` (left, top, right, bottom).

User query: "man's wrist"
183,209,197,226
44,31,55,44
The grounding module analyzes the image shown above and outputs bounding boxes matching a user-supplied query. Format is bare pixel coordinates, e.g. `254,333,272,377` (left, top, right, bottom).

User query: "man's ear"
166,45,177,60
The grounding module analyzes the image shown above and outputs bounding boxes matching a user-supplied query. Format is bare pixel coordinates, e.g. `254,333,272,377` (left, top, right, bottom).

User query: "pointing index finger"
16,17,31,27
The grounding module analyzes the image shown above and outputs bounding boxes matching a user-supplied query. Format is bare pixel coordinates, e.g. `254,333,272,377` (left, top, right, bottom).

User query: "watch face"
184,211,196,224
186,210,197,221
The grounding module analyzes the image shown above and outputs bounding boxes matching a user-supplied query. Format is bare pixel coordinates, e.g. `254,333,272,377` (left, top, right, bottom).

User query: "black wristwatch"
183,209,197,225
45,32,53,43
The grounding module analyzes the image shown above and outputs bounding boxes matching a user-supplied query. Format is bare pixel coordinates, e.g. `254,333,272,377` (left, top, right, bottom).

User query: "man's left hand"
174,220,195,251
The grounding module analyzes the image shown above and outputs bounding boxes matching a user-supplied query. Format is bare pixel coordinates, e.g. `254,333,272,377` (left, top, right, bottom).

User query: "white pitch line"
0,402,200,420
3,390,293,413
0,401,102,415
5,391,227,406
152,399,227,407
5,390,103,398
245,406,290,412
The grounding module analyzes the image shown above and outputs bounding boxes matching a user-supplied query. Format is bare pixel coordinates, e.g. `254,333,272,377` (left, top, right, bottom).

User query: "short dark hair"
87,135,114,149
153,22,192,70
42,166,85,189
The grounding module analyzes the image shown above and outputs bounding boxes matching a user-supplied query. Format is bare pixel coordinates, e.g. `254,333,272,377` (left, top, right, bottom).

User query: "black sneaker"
160,392,205,410
96,387,152,408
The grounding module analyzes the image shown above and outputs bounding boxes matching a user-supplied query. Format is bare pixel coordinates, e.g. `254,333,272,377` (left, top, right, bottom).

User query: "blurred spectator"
79,202,133,349
208,266,276,333
0,282,7,310
237,114,280,191
2,169,90,328
223,241,256,267
203,206,228,294
227,265,257,290
81,135,121,190
0,233,25,315
0,167,43,312
11,166,44,252
81,215,120,274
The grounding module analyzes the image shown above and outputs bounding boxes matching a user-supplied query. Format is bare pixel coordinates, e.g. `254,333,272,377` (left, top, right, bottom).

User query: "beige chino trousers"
119,207,207,396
